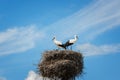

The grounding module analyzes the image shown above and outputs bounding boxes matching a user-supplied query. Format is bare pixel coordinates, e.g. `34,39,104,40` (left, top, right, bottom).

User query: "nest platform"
38,50,83,80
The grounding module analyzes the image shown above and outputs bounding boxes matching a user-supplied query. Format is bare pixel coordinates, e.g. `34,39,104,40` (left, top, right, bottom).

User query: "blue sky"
0,0,120,80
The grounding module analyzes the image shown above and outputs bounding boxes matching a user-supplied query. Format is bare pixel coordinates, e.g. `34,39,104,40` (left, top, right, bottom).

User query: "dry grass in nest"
38,50,83,80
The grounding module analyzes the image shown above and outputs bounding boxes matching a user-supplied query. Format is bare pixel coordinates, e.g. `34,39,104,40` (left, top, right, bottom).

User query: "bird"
64,35,78,50
52,36,66,50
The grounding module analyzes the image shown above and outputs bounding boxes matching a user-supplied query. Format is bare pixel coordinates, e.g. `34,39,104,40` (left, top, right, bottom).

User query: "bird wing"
69,39,76,43
64,40,73,46
54,40,62,45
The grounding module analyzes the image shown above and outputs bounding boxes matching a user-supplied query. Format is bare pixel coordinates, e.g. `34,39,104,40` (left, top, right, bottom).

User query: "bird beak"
52,37,55,40
77,36,79,39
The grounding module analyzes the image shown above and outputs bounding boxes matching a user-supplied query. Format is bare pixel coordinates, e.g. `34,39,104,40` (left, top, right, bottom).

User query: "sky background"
0,0,120,80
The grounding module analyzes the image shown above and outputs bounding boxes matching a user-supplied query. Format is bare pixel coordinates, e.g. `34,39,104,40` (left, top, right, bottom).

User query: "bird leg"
66,46,68,50
70,46,72,50
55,48,58,50
55,47,60,51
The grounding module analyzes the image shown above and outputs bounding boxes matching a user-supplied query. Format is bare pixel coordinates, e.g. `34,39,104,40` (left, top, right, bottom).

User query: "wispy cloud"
76,43,120,56
44,0,120,41
0,25,44,56
0,77,6,80
1,0,120,56
25,71,51,80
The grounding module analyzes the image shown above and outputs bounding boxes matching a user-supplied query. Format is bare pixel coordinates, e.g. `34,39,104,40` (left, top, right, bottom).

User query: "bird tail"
63,44,67,50
59,44,66,50
64,41,69,46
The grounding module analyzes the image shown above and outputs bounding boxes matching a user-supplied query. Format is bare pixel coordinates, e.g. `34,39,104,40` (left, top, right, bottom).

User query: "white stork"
52,36,66,50
64,35,78,50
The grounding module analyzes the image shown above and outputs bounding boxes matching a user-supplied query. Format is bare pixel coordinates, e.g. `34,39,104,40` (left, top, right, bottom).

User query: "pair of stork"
52,35,78,50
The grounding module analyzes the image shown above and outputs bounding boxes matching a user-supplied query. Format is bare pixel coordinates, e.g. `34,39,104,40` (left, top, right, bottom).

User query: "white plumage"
64,35,78,49
69,35,78,43
52,36,66,49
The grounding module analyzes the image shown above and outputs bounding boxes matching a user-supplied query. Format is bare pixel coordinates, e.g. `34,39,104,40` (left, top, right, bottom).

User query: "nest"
38,50,83,80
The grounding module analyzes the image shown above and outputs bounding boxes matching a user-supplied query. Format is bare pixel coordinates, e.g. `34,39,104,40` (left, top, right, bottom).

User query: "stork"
64,35,78,50
52,36,66,50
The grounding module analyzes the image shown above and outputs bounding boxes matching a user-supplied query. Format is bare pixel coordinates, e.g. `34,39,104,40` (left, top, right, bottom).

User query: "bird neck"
53,38,56,41
74,36,77,40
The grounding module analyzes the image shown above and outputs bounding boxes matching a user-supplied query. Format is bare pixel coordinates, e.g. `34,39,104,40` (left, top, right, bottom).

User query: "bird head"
52,36,56,40
74,35,78,39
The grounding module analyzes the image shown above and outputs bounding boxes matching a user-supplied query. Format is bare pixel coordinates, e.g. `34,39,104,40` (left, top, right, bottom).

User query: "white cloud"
25,71,41,80
76,43,120,56
25,71,50,80
1,0,120,56
0,25,45,56
0,77,6,80
44,0,120,41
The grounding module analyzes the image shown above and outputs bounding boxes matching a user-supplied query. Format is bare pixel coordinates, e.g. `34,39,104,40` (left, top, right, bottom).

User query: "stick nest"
38,50,83,80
